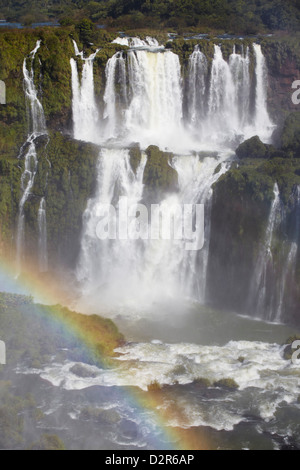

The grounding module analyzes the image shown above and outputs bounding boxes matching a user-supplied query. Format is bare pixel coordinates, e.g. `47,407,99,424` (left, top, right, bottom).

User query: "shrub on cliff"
281,112,300,157
143,145,178,196
76,18,96,45
236,136,268,159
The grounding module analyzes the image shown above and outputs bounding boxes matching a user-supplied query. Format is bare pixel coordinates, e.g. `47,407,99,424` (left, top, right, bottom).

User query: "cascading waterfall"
229,46,250,128
72,37,276,313
103,51,128,139
103,48,183,150
253,43,274,142
100,42,273,151
208,45,236,134
70,39,274,151
77,149,230,310
22,40,46,135
163,154,229,302
76,148,147,306
275,185,300,322
187,44,252,144
70,41,100,143
38,197,48,273
16,142,38,273
248,183,281,320
126,49,183,149
112,36,161,48
187,46,208,130
16,41,47,275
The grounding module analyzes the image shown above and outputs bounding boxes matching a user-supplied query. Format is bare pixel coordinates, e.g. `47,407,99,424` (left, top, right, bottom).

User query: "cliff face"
267,56,300,130
262,36,300,128
0,28,300,324
208,157,300,326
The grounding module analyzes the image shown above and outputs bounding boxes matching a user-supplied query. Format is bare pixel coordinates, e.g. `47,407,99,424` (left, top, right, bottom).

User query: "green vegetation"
0,380,46,449
0,292,124,367
0,0,299,34
209,111,300,321
0,291,124,449
143,145,178,197
234,113,300,202
28,434,66,450
281,112,300,156
0,130,100,266
236,136,272,160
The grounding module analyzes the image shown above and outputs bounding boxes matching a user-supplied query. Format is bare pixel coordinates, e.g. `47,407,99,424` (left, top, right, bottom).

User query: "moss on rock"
143,145,178,198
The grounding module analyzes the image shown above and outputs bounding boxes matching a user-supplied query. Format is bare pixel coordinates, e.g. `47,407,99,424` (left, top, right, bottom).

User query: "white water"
208,45,236,138
187,46,208,130
104,48,184,150
229,45,251,129
71,41,274,152
112,36,162,49
16,41,47,274
25,335,300,432
38,197,48,273
248,184,281,321
71,41,100,142
16,141,38,273
76,148,230,311
253,43,274,142
76,148,147,307
73,39,276,312
22,40,46,135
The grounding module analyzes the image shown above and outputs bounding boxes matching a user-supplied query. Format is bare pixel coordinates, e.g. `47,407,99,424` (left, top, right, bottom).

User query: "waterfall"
22,40,46,135
253,43,274,142
185,43,273,146
208,45,236,133
187,46,208,130
103,48,183,150
248,184,281,320
229,46,250,128
112,36,161,48
77,149,229,310
275,242,298,323
76,148,147,305
38,197,48,273
16,142,38,273
275,185,300,322
70,41,99,142
103,51,127,139
126,49,183,149
166,155,229,302
16,41,47,275
73,37,277,312
70,39,274,152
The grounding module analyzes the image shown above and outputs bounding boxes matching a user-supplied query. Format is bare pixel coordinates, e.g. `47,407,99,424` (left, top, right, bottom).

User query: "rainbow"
0,255,211,450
